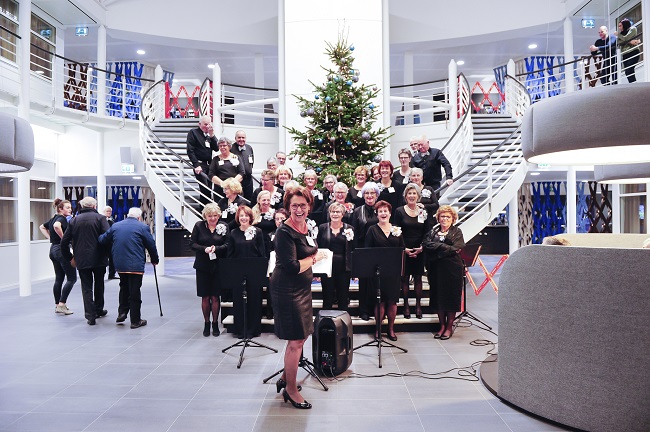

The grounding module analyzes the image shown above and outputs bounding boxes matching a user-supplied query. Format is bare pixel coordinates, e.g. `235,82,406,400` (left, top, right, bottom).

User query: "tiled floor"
0,257,569,432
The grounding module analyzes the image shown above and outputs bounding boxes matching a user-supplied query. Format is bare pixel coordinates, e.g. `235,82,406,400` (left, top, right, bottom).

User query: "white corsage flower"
421,188,432,199
270,191,282,206
419,209,428,220
307,219,318,239
390,226,402,237
311,189,323,200
343,228,354,241
263,208,275,220
215,224,227,236
244,226,256,240
227,202,238,214
230,155,239,166
377,183,386,192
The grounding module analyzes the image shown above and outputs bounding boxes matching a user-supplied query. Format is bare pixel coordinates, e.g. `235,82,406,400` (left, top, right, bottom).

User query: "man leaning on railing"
590,25,618,86
410,135,453,194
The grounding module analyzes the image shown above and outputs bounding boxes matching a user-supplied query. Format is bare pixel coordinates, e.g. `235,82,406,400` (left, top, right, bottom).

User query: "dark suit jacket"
411,148,453,188
186,127,218,168
230,143,254,183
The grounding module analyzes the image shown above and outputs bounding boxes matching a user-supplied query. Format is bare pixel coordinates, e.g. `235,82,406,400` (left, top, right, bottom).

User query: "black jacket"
411,148,453,187
422,225,465,262
230,143,254,182
186,127,218,168
61,208,110,269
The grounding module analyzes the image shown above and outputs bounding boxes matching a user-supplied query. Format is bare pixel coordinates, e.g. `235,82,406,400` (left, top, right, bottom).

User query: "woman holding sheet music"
269,186,327,409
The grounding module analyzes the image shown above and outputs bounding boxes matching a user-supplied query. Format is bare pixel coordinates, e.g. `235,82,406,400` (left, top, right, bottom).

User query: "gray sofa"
497,244,650,432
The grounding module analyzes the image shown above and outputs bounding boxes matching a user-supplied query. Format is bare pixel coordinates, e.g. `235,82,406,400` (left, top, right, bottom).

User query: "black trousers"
241,177,254,202
622,50,640,83
321,258,350,311
194,162,212,207
118,273,144,324
78,267,106,320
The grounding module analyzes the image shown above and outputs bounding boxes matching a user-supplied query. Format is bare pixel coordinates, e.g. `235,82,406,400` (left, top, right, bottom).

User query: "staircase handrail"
438,73,473,183
504,74,532,121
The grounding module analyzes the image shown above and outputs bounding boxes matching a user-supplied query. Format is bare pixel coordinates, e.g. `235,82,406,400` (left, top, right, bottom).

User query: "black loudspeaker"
312,310,353,376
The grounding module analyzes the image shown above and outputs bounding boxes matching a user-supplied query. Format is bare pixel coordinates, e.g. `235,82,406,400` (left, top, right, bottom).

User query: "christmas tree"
286,35,390,186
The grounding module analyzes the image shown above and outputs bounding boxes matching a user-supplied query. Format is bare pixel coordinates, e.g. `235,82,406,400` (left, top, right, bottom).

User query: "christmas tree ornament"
373,154,383,163
368,103,375,109
299,139,305,145
362,131,371,140
347,140,352,145
347,92,354,98
346,80,353,86
338,105,344,113
307,108,315,116
315,95,319,99
327,75,333,81
350,45,355,51
329,136,336,143
354,70,360,77
334,76,340,82
372,86,378,91
300,111,307,117
318,138,323,144
325,96,331,102
352,76,359,83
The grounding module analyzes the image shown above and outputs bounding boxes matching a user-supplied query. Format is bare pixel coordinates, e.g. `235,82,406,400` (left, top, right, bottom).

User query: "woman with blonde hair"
348,166,370,208
217,177,246,229
208,136,245,200
189,203,230,336
423,205,465,340
275,165,293,188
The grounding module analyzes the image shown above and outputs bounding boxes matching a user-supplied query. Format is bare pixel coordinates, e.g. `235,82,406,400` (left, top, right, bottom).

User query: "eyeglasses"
290,204,309,211
438,215,452,219
364,191,377,196
398,156,411,160
261,178,273,182
330,210,343,214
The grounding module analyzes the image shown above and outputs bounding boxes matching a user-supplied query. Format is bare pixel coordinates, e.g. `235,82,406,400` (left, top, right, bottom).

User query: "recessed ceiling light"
530,172,541,176
208,64,215,69
456,60,465,66
136,49,145,55
132,176,142,180
528,44,538,49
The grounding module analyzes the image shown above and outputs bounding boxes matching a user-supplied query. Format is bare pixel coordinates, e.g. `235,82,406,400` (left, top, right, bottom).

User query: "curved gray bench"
497,245,650,432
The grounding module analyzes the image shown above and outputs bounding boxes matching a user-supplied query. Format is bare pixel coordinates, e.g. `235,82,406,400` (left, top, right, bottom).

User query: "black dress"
254,212,277,257
364,224,404,303
377,180,404,213
346,187,365,208
308,188,326,225
392,206,432,276
189,221,229,297
316,222,356,311
217,196,247,230
392,169,412,187
422,225,465,311
419,186,440,215
251,187,284,210
269,223,318,340
352,204,379,316
208,155,246,200
227,227,266,258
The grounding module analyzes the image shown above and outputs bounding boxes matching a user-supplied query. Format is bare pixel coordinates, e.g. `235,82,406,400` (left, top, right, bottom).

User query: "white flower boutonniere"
215,224,227,236
343,228,354,241
244,226,256,240
311,189,323,200
227,202,238,214
307,218,318,239
263,208,275,220
390,226,402,237
230,155,239,166
421,188,432,199
377,183,386,192
270,191,282,206
419,208,428,220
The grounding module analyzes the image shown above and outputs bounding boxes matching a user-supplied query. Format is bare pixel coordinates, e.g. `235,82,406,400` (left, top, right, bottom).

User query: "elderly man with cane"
99,207,159,329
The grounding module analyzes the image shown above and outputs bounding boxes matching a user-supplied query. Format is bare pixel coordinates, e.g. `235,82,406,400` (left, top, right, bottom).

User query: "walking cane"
153,264,163,316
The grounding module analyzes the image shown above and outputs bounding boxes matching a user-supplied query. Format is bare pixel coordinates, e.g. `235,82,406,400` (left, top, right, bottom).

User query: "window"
620,184,647,234
0,176,16,243
0,0,18,63
30,13,55,79
30,180,54,241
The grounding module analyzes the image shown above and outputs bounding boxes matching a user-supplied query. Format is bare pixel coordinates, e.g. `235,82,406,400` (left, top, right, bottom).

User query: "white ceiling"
34,0,639,88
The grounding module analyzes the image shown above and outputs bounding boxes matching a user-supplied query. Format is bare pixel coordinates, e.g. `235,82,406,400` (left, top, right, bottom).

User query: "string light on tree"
286,34,389,185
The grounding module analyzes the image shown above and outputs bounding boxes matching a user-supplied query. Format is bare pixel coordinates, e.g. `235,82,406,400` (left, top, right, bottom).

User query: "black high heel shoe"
212,322,220,337
282,389,312,409
202,322,210,337
276,378,301,393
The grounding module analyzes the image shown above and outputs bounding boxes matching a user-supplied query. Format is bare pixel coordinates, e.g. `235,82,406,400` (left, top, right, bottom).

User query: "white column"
612,184,621,233
97,132,106,209
17,0,31,297
381,0,391,159
282,0,385,158
53,26,64,108
566,167,576,233
212,63,222,134
403,51,413,125
448,60,458,130
563,17,575,93
508,194,519,253
154,65,164,121
507,59,516,78
277,0,286,153
97,25,107,117
155,197,165,275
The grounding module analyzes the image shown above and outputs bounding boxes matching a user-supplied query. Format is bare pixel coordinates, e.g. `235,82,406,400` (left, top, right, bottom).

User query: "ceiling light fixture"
456,60,465,66
132,176,142,180
528,43,538,49
522,84,650,165
136,49,145,55
208,64,215,69
530,172,541,176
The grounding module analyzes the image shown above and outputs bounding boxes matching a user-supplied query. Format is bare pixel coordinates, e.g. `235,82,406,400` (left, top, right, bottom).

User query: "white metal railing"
514,19,644,101
140,80,204,230
440,73,473,183
218,83,279,128
390,78,449,126
504,74,531,121
439,75,531,242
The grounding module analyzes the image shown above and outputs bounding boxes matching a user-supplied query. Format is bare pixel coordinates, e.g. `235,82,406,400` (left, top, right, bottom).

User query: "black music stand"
262,349,329,391
351,247,408,368
219,258,277,368
456,243,492,330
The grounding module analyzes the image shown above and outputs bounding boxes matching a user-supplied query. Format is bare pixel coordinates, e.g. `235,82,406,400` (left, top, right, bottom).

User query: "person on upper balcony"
276,151,287,165
186,115,218,208
615,18,641,83
410,135,453,193
590,25,617,86
230,130,255,201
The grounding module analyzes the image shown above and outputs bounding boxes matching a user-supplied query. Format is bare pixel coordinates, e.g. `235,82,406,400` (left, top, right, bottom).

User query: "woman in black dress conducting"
422,205,465,340
189,203,229,337
270,186,326,409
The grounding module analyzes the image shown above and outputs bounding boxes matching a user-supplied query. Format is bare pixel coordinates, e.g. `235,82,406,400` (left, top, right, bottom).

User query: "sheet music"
267,249,334,277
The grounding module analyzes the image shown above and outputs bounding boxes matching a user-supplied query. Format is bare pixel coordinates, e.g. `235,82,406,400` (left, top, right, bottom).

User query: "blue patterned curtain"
531,181,567,243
